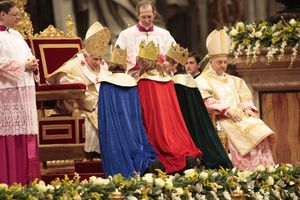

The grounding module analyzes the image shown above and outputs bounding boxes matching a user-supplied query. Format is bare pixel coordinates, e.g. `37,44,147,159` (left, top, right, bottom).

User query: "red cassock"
138,79,202,173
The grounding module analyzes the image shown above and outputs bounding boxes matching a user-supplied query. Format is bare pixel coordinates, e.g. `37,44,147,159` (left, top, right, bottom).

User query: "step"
74,159,103,173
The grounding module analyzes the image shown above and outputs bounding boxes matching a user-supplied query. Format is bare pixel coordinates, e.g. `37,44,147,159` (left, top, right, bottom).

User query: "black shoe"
84,151,100,160
144,159,165,174
185,156,204,169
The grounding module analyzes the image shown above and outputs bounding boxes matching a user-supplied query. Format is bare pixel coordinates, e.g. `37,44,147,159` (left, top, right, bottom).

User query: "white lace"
0,86,38,136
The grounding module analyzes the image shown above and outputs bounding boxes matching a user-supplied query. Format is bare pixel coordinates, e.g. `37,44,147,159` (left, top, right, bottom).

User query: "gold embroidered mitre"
166,43,189,65
206,29,231,58
109,45,127,65
138,40,159,61
85,21,111,57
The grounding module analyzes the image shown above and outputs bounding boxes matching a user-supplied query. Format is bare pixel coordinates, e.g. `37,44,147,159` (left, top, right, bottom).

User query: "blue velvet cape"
98,82,157,178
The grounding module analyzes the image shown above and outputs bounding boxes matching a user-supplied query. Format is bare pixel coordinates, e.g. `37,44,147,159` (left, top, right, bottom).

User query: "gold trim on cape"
172,74,198,88
138,70,171,82
100,73,137,87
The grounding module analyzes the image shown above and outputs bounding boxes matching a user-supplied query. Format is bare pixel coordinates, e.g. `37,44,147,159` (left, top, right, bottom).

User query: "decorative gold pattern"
65,15,77,38
110,46,127,65
101,73,137,87
206,29,231,57
139,40,159,61
138,69,171,82
108,190,125,200
85,22,111,57
42,124,72,140
12,0,33,38
34,25,65,38
166,43,189,65
172,74,198,88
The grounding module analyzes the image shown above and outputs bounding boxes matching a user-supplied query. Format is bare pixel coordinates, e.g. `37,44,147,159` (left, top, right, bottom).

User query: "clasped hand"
227,108,258,122
227,108,243,122
25,58,39,72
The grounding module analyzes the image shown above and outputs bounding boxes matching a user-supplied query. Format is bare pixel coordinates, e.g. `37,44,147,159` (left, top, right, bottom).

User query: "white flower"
81,179,88,185
89,176,109,185
199,172,208,180
271,189,281,199
171,193,181,200
196,194,206,200
0,183,8,190
229,28,238,36
267,166,276,173
157,194,164,200
36,181,48,193
256,165,266,171
155,178,165,187
277,180,286,187
184,168,197,177
73,194,82,200
210,191,219,200
290,192,298,200
289,19,296,26
266,176,274,185
165,176,174,187
223,26,229,32
236,22,245,29
246,24,254,32
254,192,264,200
134,189,142,194
142,173,154,184
272,31,281,37
289,181,295,185
175,187,184,196
127,195,139,200
211,172,219,178
248,180,255,190
237,170,252,181
255,31,262,38
286,163,293,168
223,191,231,200
46,185,55,192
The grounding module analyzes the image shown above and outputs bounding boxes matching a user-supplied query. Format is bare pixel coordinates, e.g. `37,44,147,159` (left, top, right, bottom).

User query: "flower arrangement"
227,18,300,68
0,164,299,200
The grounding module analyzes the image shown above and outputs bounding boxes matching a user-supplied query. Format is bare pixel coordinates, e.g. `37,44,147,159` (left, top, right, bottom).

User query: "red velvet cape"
138,79,202,173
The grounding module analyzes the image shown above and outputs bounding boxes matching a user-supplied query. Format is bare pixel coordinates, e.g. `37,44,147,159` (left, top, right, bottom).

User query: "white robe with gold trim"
196,66,274,169
46,53,107,153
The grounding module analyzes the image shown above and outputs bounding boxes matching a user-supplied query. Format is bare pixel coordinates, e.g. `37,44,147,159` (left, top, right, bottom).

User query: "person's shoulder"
119,25,138,34
153,25,171,33
8,29,23,38
226,73,242,80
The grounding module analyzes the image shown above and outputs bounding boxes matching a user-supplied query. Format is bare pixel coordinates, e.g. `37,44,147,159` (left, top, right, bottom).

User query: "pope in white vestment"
46,22,111,158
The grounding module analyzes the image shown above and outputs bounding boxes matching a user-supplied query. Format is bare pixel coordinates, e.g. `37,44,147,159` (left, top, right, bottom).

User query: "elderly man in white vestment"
115,0,175,75
195,29,275,170
46,22,111,159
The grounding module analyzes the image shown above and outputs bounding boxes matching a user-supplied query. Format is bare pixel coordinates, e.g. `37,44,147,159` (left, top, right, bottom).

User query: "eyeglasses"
6,12,20,17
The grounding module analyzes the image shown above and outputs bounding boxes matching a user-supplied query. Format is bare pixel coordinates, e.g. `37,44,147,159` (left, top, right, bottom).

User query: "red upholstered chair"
29,37,88,165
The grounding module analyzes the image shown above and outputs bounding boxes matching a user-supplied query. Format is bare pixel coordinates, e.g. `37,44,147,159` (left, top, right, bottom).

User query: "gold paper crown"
138,40,159,61
166,43,189,65
85,22,111,57
206,29,231,57
109,45,127,65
